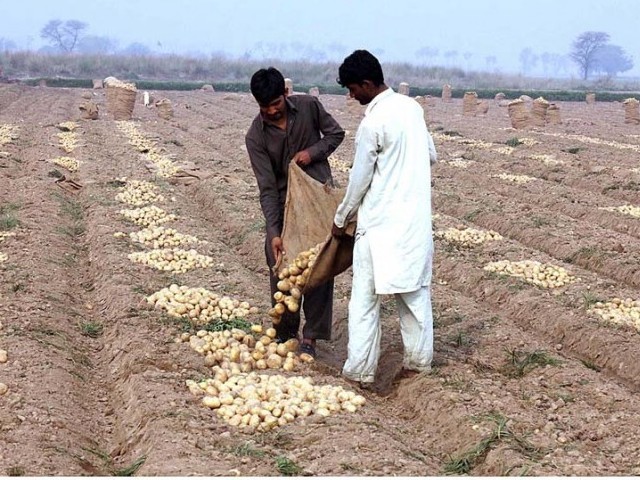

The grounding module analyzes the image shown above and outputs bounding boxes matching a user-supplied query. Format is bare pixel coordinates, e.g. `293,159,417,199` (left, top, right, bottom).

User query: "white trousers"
342,234,434,384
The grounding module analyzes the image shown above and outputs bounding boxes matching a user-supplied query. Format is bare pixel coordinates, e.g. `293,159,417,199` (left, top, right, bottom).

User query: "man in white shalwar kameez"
332,50,437,386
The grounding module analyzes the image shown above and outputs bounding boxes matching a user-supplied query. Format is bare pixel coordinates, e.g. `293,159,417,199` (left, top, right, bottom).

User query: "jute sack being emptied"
278,162,356,293
623,98,640,125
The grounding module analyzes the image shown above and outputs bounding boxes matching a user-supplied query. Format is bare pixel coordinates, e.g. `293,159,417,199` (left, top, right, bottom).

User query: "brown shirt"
245,94,345,239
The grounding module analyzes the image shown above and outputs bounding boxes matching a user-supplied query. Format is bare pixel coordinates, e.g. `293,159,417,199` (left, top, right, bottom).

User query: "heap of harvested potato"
119,205,176,227
328,155,351,172
484,260,577,288
443,159,475,168
128,248,213,273
144,150,180,178
115,180,165,206
0,124,19,145
49,156,81,172
57,131,78,153
589,297,640,331
0,232,15,243
531,154,563,165
115,122,180,177
147,284,258,325
107,79,137,91
269,243,323,325
182,326,305,372
127,226,199,249
0,252,7,263
491,173,536,184
493,146,515,156
57,121,78,132
187,370,365,432
435,227,502,247
599,205,640,218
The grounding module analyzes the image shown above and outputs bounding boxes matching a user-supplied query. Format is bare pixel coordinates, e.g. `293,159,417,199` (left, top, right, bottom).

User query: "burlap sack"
463,92,478,116
508,99,529,129
106,85,137,120
308,87,320,97
442,84,452,102
279,163,355,293
92,79,103,89
398,82,410,96
79,101,99,120
155,98,174,120
477,100,489,115
201,84,215,92
623,98,640,125
586,93,596,104
531,97,549,127
546,104,561,124
495,92,506,102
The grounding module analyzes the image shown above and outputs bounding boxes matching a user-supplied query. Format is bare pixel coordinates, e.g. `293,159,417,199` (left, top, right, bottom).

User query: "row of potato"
435,222,639,331
437,129,640,220
111,122,365,430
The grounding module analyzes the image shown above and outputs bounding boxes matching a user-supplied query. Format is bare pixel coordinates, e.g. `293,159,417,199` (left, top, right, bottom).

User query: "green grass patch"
505,137,524,147
232,442,266,458
80,321,103,338
0,203,20,231
203,317,252,333
275,456,303,476
444,412,543,475
501,349,561,378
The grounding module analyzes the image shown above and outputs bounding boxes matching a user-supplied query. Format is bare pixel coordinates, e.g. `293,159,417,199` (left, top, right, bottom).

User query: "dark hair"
250,67,285,105
337,49,384,87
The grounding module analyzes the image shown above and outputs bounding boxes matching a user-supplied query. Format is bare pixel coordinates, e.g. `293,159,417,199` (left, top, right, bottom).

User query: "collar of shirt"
365,87,395,116
259,96,298,130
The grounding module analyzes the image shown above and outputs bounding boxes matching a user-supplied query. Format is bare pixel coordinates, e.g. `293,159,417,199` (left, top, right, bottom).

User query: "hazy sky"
3,0,640,76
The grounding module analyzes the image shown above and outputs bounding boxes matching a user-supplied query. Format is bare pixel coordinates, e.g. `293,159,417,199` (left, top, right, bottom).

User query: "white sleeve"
334,122,379,228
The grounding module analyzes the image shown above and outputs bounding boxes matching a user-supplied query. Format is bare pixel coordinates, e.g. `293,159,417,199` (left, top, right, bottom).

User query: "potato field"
1,83,640,476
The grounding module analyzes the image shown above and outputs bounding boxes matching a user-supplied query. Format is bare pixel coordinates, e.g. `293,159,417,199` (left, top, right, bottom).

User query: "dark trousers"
265,236,333,341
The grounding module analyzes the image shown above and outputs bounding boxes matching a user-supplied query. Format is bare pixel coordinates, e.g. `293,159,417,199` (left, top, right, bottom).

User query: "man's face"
346,81,375,105
259,95,286,122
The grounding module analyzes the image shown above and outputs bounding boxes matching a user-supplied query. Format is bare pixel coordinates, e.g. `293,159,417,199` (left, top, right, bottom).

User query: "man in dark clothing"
245,67,345,357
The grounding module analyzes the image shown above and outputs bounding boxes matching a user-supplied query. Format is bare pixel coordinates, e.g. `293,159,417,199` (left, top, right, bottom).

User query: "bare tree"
40,19,88,53
570,31,609,80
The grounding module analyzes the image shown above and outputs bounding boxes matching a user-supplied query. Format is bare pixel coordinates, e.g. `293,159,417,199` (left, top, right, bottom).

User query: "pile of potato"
443,159,475,168
531,154,563,165
0,124,19,145
484,259,577,288
108,79,137,91
57,121,78,132
599,205,640,218
0,232,15,243
0,252,7,263
435,227,502,247
328,155,351,172
269,244,322,325
182,326,304,372
187,369,365,432
589,297,640,331
119,205,176,227
56,131,78,153
128,226,199,249
128,248,213,273
491,173,536,184
115,121,180,178
147,284,258,325
493,146,515,156
115,180,165,206
116,121,155,152
49,156,81,172
144,150,180,178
